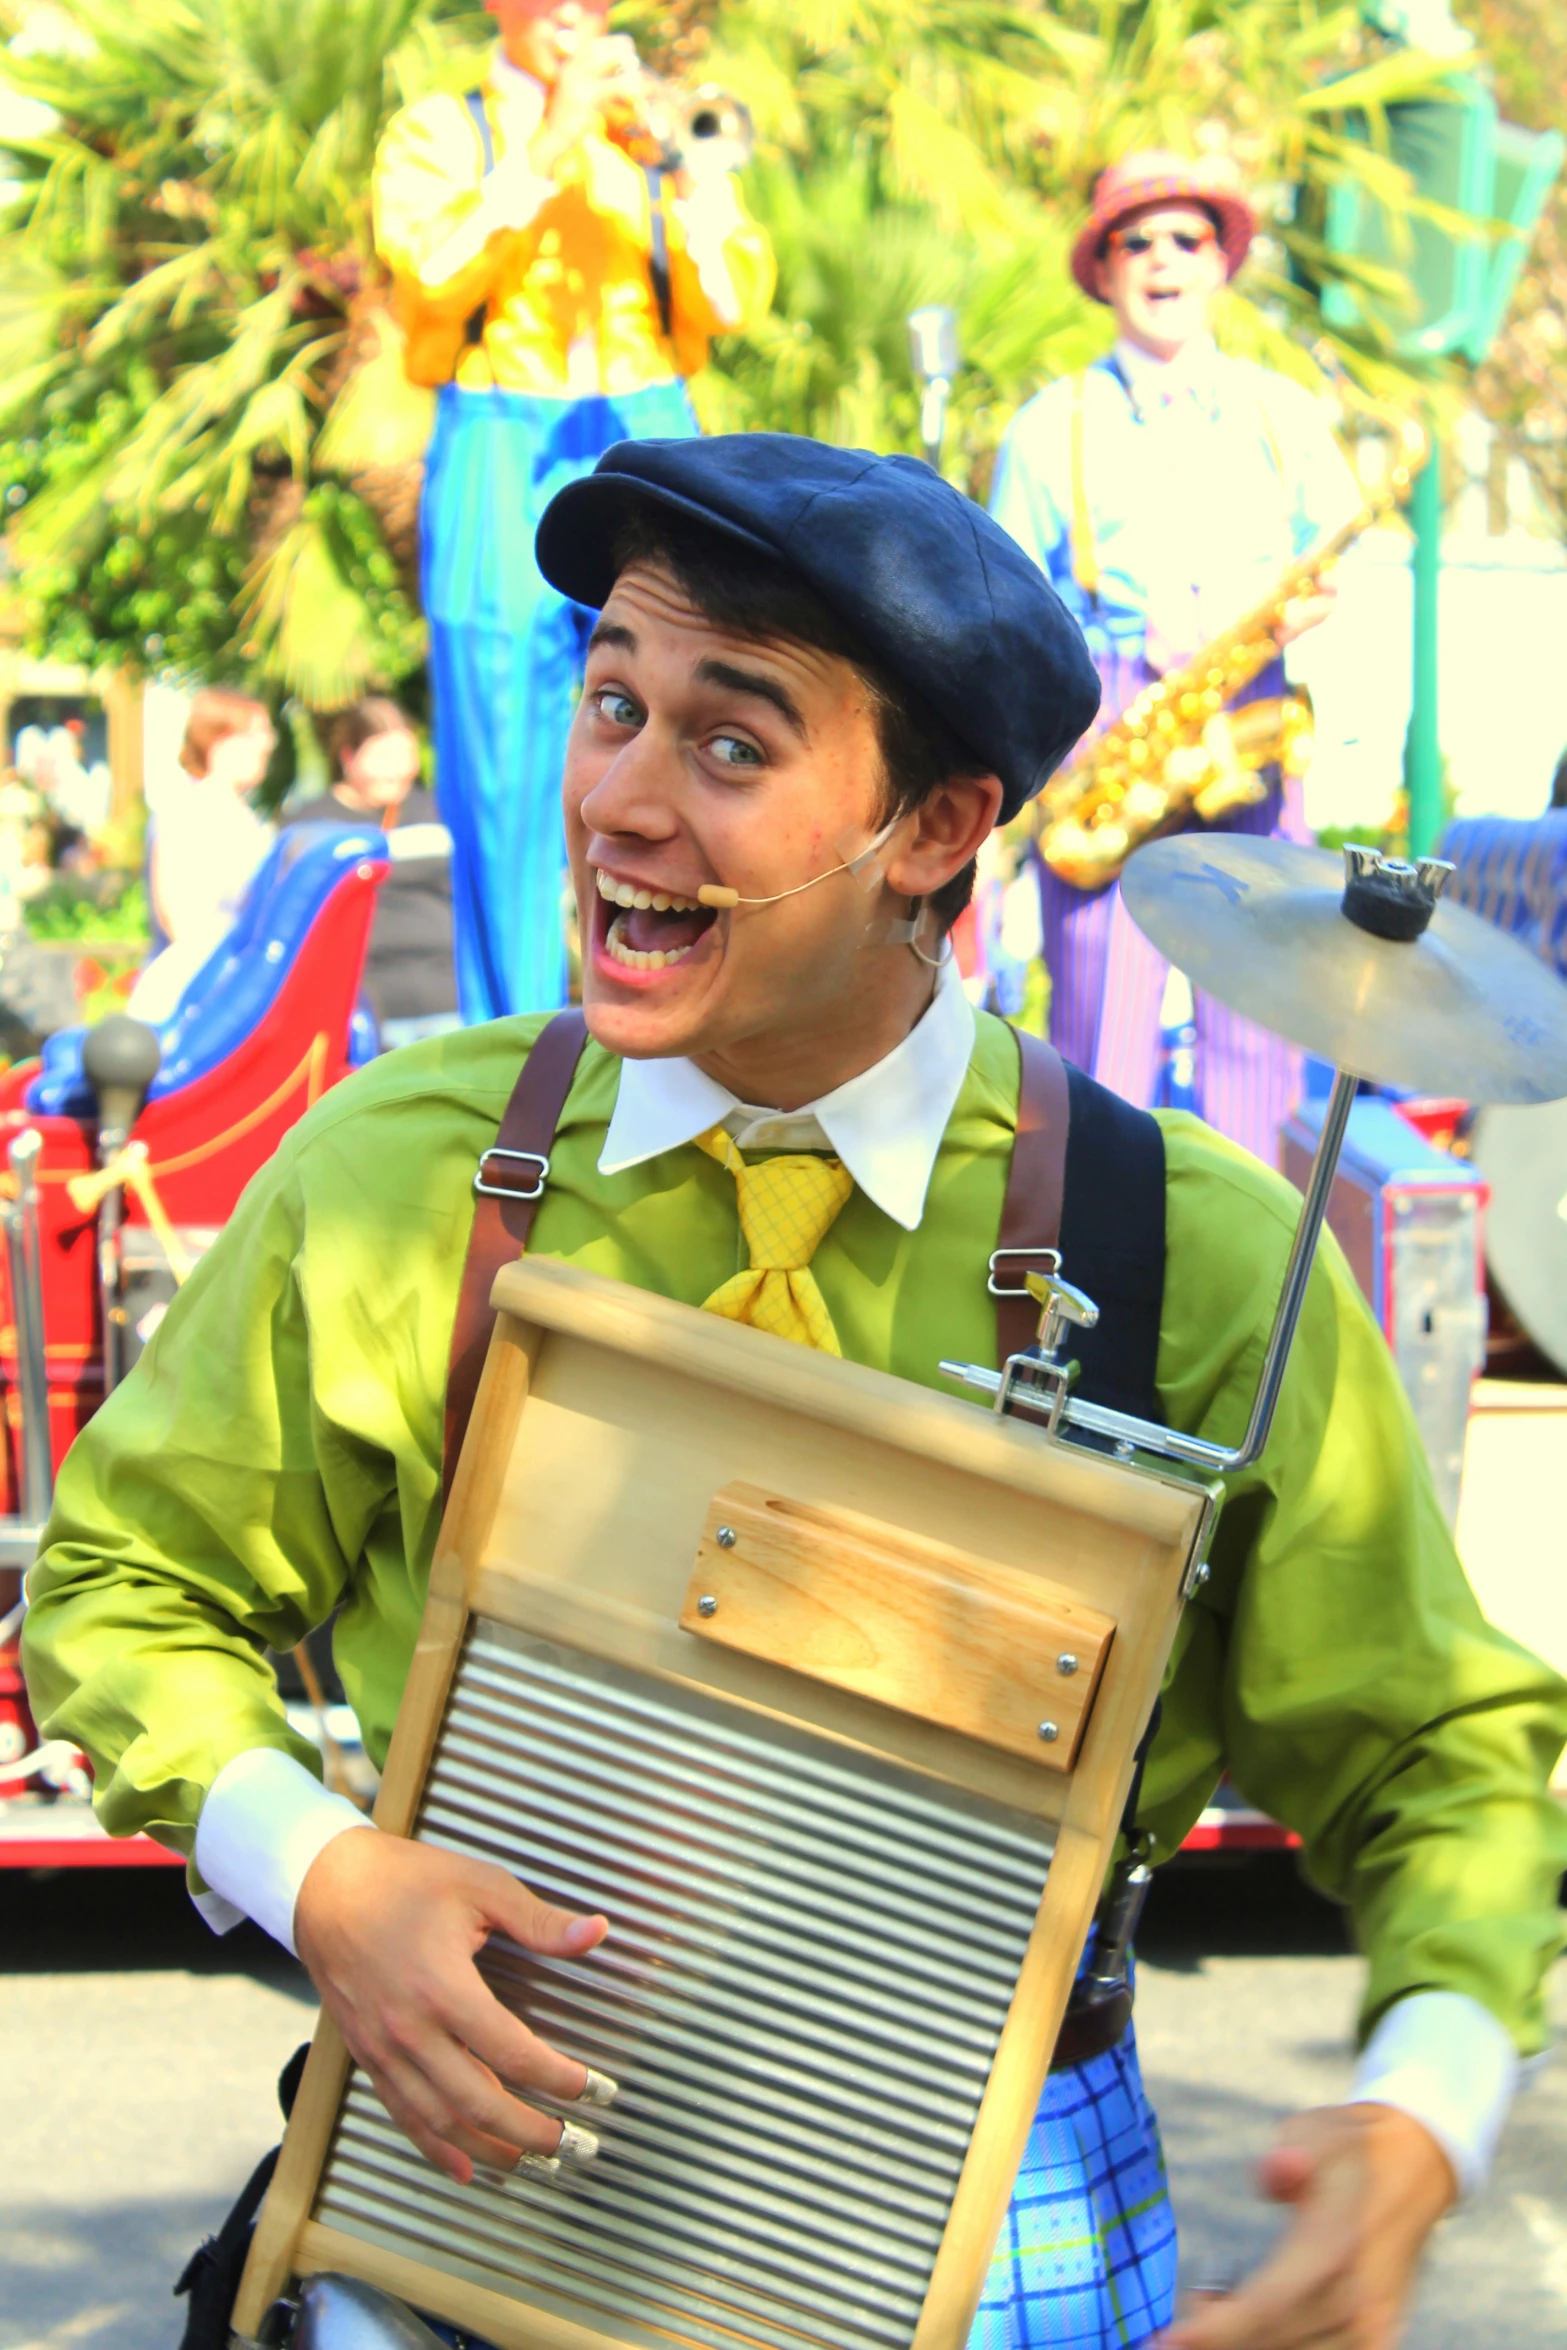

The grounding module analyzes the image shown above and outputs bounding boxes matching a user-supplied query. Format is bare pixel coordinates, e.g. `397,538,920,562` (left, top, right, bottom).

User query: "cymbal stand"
941,1066,1358,1480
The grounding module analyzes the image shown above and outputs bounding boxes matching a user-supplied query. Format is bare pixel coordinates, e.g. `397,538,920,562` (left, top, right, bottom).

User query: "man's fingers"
363,2057,494,2186
486,1869,609,1962
368,2039,562,2180
412,2026,579,2164
444,1968,599,2107
1161,2226,1356,2349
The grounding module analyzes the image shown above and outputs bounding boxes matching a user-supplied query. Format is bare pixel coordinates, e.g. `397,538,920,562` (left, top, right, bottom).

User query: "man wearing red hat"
991,151,1360,1167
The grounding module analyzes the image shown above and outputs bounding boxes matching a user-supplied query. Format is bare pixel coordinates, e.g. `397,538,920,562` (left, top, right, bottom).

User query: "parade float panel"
0,827,386,1864
0,827,387,1513
237,1255,1214,2350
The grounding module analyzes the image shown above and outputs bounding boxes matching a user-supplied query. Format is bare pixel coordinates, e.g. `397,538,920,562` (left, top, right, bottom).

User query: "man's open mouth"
594,868,718,971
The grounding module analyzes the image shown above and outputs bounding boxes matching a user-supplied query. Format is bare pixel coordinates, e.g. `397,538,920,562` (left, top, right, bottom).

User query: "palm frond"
240,505,386,706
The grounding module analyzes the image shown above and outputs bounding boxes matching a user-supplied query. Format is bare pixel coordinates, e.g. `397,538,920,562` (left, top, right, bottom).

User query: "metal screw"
1037,1720,1060,1744
1056,1652,1079,1677
697,1594,718,1617
1188,1560,1211,1592
1114,1439,1135,1462
716,1525,737,1549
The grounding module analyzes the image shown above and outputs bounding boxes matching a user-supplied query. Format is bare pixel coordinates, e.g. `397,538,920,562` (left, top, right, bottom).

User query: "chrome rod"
1223,1065,1357,1469
5,1131,53,1524
941,1066,1359,1478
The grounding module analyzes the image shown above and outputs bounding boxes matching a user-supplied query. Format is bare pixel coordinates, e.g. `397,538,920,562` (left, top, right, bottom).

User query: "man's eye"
708,733,763,769
594,689,642,728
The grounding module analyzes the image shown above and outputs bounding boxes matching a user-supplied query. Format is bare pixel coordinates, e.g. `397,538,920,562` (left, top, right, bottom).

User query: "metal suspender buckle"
474,1148,551,1203
986,1245,1061,1299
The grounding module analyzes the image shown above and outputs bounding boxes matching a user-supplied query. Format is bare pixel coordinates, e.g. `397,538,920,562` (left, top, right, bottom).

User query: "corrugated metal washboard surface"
314,1620,1054,2350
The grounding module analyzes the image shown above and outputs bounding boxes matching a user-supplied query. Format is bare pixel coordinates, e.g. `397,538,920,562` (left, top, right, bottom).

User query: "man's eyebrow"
694,657,808,738
587,619,636,652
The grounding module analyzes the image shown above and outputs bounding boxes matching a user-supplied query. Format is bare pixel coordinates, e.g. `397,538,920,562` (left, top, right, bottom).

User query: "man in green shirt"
23,435,1567,2350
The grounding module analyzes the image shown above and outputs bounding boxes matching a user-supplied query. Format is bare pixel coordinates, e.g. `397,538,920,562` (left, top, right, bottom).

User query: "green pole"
1405,427,1442,857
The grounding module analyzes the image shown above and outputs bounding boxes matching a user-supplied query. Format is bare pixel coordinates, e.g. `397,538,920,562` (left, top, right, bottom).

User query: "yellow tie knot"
696,1125,853,1353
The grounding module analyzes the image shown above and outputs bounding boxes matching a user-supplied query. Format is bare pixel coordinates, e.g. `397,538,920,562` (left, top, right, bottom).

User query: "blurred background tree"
0,0,1475,704
0,0,493,708
679,0,1470,492
1453,0,1567,533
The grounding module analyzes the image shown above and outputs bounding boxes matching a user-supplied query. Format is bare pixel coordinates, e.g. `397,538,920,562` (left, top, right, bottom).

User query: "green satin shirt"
22,1012,1567,2051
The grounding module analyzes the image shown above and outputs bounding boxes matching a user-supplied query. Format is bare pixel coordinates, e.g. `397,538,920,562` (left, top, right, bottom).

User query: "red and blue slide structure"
0,823,387,1866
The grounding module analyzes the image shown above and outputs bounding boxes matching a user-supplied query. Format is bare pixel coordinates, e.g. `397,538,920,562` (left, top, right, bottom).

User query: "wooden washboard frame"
235,1255,1216,2350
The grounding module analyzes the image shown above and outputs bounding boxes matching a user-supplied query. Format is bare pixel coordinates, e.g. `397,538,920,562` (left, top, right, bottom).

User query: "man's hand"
531,34,645,180
294,1828,609,2185
1158,2103,1456,2349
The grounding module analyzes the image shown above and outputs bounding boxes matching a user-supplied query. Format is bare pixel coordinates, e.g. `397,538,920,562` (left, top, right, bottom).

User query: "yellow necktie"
696,1125,854,1354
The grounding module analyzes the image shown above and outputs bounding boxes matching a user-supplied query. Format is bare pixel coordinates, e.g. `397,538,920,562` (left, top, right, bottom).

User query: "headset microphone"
695,815,902,911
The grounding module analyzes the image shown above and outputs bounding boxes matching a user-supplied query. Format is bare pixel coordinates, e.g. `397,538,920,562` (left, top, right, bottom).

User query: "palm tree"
0,0,1471,705
685,0,1473,492
0,0,488,706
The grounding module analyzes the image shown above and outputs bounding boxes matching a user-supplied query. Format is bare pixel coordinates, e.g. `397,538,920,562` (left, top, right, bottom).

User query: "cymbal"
1119,834,1567,1104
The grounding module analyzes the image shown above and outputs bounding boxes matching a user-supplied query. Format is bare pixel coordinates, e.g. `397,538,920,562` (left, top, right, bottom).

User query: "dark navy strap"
461,90,497,354
645,166,673,343
1057,1062,1166,1423
464,86,495,177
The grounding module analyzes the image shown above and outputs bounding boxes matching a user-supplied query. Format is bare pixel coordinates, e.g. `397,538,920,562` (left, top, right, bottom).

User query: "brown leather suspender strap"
442,1013,1069,1494
442,1009,590,1499
992,1026,1071,1367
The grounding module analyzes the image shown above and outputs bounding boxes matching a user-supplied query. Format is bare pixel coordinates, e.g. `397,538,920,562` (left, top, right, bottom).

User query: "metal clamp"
1026,1270,1098,1362
991,1272,1101,1437
987,1245,1061,1299
474,1148,550,1203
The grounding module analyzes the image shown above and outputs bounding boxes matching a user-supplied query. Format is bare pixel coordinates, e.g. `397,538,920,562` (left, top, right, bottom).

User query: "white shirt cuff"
193,1745,373,1956
1350,1990,1519,2198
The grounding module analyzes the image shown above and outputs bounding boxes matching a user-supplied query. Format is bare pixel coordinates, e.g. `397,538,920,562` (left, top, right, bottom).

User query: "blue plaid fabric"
966,2017,1176,2349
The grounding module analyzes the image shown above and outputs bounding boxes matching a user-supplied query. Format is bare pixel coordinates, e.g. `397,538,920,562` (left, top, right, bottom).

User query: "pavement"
0,1855,1563,2350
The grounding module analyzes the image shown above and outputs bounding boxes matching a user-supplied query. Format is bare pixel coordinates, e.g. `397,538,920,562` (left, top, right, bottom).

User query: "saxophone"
1032,420,1427,891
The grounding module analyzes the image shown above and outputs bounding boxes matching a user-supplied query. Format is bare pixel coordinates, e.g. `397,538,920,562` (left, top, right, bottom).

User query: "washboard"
235,1255,1212,2350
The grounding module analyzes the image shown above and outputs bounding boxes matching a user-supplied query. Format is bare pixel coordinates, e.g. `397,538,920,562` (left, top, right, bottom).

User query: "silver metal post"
96,1117,129,1396
5,1128,53,1525
908,304,960,472
942,1067,1360,1477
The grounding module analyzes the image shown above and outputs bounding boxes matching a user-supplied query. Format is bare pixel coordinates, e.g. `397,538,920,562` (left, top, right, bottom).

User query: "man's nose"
580,722,681,839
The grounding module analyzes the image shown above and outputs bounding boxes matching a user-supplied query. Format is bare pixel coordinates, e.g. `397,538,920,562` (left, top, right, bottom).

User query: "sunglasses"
1106,223,1217,259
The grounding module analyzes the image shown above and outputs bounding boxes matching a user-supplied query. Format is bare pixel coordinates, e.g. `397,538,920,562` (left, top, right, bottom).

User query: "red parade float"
0,822,387,1864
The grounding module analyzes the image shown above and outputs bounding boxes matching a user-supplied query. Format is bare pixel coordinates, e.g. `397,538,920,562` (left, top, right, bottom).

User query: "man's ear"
884,773,1005,901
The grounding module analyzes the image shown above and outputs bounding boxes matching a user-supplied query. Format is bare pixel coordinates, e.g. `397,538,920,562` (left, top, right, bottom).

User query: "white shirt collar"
1113,332,1222,412
598,953,976,1232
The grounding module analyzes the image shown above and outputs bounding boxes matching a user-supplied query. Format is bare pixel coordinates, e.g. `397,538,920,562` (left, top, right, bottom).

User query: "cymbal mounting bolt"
1037,1720,1060,1744
716,1526,737,1548
1056,1653,1079,1677
698,1594,718,1617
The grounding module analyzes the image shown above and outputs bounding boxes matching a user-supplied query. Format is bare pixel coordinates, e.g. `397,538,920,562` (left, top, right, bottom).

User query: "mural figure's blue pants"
421,380,699,1021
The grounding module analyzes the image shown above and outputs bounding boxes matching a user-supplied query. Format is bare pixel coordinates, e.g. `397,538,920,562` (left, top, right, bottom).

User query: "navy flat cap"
534,433,1100,820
